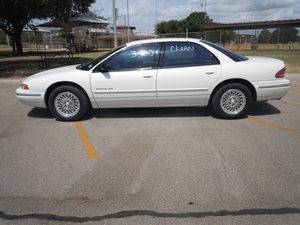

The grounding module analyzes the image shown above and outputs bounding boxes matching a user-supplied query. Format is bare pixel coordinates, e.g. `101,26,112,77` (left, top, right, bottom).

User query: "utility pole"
155,0,158,36
127,0,130,42
277,27,281,49
112,0,117,48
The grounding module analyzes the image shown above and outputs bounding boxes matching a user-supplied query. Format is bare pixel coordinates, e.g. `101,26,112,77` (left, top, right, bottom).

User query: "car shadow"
27,101,281,120
248,101,281,116
91,107,212,119
27,107,55,119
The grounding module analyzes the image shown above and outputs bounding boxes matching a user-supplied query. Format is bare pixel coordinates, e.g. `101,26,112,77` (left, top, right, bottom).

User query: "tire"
211,83,252,119
48,85,89,121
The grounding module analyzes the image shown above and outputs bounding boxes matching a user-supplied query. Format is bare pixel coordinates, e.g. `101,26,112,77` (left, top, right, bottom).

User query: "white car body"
16,38,290,111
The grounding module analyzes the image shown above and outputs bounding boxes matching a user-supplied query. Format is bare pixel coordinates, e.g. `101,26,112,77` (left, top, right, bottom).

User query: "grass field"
0,49,299,78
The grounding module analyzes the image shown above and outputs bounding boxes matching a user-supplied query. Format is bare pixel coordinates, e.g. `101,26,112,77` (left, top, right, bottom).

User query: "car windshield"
201,40,248,62
76,45,125,71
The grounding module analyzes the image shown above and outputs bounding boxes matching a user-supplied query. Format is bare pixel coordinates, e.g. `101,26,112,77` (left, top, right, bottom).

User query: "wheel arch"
209,78,257,104
44,81,91,108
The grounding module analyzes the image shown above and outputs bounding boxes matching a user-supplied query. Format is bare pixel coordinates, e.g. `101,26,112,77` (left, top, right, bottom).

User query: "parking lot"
0,74,300,225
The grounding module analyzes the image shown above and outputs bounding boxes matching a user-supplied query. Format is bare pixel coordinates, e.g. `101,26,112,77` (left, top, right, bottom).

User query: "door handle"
142,75,153,78
205,72,215,74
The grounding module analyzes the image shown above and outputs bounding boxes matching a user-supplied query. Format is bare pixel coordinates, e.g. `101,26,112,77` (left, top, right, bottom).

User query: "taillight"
20,83,29,90
275,67,285,78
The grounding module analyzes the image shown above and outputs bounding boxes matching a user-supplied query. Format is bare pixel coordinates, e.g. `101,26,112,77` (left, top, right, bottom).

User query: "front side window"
77,45,125,71
101,43,160,71
160,42,219,68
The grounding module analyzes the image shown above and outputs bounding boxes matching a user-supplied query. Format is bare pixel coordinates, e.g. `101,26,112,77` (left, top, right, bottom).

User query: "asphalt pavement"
0,74,299,225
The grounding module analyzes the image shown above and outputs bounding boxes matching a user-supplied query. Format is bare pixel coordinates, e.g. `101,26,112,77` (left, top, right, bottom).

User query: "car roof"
125,38,201,47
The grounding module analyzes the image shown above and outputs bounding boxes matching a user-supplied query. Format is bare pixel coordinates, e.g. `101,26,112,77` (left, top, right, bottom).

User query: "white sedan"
16,38,291,121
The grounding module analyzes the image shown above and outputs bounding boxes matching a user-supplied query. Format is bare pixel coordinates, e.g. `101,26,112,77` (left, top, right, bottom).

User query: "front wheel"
48,85,89,121
211,83,252,119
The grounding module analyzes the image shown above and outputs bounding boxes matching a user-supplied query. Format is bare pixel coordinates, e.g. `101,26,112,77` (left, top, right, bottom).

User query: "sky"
91,0,300,33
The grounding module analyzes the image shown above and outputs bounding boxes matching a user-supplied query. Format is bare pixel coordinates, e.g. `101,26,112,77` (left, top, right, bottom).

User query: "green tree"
157,11,235,44
258,29,271,44
0,0,95,54
157,12,212,34
270,27,298,44
157,20,183,34
184,12,213,32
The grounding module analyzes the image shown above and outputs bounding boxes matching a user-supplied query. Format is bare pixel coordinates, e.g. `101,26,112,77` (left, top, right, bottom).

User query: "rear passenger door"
157,41,222,106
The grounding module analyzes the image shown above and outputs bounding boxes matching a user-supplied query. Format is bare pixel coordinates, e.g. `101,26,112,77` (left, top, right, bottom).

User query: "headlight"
20,83,29,90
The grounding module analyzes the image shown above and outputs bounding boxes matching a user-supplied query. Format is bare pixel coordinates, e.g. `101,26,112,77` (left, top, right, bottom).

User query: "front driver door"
91,43,160,108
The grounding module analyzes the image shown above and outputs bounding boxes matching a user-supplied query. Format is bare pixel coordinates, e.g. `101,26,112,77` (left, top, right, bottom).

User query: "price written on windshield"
130,49,155,58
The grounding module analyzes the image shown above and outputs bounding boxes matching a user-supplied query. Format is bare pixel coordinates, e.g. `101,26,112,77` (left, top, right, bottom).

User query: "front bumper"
15,87,46,108
253,79,291,101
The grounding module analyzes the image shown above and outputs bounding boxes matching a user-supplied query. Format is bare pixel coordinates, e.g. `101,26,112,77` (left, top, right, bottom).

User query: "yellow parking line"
248,116,300,138
74,121,99,159
290,87,300,94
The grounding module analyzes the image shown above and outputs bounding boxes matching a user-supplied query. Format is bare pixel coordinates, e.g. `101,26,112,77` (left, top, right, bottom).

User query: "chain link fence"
157,30,300,50
1,29,299,52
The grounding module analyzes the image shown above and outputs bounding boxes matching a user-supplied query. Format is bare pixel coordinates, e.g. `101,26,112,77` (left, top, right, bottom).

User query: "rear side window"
201,40,248,62
160,42,219,68
102,43,160,71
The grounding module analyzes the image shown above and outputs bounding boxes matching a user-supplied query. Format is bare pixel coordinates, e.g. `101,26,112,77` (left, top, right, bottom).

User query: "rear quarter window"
201,40,248,62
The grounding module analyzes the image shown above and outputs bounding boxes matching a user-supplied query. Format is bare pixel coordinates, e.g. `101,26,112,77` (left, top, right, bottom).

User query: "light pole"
127,0,130,42
112,0,117,48
155,0,158,36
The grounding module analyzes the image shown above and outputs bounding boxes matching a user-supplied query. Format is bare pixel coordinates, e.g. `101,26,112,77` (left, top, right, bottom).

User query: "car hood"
23,64,80,83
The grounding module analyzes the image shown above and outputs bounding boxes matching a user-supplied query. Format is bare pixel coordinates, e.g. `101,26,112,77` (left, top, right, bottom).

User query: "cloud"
91,0,300,32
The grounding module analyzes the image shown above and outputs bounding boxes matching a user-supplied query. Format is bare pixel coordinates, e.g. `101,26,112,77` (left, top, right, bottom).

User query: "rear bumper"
253,79,291,101
15,87,46,108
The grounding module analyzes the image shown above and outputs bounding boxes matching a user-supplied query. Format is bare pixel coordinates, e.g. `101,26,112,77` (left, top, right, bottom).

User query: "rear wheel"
48,85,89,121
211,83,252,119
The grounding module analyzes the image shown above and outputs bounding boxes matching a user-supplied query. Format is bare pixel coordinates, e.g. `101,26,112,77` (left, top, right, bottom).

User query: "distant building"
116,25,136,35
36,15,153,51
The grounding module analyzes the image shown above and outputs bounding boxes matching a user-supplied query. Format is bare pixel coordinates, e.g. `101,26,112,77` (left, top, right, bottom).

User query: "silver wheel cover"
220,89,246,115
54,92,80,118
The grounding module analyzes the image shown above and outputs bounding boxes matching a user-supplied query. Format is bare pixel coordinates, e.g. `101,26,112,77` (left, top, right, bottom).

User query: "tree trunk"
14,28,23,55
10,35,16,53
1,20,27,54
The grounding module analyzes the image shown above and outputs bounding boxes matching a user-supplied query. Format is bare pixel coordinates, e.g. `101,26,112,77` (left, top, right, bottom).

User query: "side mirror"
94,65,109,73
